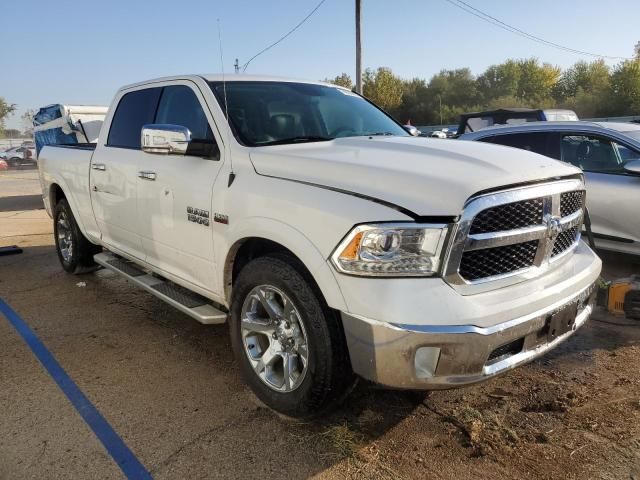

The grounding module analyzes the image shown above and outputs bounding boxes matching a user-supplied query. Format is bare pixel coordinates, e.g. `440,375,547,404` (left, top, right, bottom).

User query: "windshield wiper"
259,136,333,146
362,132,396,136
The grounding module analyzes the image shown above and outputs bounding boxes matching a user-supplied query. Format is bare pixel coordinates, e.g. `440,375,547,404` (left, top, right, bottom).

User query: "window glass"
615,142,640,163
107,88,162,149
481,132,549,156
560,135,623,173
155,85,213,141
209,81,407,146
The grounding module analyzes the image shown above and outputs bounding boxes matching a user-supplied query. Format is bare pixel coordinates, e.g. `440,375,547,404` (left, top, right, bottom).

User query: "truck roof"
121,74,342,91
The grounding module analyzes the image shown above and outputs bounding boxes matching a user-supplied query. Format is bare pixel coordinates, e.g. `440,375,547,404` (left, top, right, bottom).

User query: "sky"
1,0,637,130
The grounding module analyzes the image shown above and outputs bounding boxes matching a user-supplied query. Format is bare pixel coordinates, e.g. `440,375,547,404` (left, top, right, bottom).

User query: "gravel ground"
1,170,639,479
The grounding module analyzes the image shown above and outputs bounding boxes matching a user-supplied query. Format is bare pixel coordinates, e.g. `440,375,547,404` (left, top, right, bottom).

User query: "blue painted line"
0,298,152,480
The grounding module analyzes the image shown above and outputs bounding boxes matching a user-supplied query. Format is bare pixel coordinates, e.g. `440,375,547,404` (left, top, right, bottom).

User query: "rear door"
480,131,556,157
90,87,162,261
558,133,640,253
135,81,224,291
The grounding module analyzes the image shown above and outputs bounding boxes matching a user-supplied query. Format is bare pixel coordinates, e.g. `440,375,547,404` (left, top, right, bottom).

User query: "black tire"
8,157,20,168
230,253,353,417
53,198,101,274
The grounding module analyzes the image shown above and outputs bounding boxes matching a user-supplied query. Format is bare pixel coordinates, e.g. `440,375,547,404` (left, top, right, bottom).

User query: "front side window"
560,135,623,173
107,87,162,149
155,85,214,141
209,81,407,146
615,142,640,163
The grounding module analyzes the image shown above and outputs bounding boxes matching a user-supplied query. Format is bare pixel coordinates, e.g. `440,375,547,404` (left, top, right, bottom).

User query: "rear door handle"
92,163,106,171
138,171,157,181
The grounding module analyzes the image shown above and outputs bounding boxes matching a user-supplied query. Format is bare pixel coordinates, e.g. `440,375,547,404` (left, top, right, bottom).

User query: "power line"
444,0,631,61
242,0,328,73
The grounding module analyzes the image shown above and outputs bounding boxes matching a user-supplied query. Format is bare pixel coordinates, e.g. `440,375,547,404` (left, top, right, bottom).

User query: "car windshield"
209,81,408,146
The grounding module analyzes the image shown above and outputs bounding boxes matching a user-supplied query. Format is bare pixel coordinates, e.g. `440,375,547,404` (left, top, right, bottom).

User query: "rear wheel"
54,199,101,273
230,253,353,417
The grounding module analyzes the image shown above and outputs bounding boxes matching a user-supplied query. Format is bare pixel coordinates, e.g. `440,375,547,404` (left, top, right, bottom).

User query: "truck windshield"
209,81,408,146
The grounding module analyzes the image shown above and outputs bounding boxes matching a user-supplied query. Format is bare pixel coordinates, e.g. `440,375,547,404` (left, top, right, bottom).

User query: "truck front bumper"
338,242,601,389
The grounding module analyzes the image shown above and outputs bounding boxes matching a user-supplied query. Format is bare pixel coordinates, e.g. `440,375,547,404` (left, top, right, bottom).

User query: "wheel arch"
222,229,347,313
47,181,91,239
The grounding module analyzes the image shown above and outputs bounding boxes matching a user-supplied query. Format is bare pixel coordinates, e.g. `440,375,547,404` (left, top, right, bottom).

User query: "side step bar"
94,252,228,325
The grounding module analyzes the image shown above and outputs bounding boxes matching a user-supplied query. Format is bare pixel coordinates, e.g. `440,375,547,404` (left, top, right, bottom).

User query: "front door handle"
92,163,106,171
138,171,157,181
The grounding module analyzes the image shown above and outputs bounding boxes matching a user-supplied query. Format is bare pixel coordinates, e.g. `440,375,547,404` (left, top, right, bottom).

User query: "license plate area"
546,301,579,341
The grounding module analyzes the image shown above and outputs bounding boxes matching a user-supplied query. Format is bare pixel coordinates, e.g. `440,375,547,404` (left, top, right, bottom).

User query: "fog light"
414,347,441,378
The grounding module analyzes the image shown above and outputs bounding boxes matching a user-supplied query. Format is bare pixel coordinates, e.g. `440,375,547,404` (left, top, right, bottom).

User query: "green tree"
428,68,479,109
0,98,17,133
362,67,404,111
554,60,610,100
476,60,521,103
516,58,561,105
610,59,640,115
395,78,433,124
325,73,353,89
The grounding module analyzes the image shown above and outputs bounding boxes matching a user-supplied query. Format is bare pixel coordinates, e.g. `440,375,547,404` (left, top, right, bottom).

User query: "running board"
94,252,227,325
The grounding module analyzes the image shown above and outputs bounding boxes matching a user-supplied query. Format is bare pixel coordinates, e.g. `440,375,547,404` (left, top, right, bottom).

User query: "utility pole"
234,58,239,74
438,94,443,125
355,0,362,94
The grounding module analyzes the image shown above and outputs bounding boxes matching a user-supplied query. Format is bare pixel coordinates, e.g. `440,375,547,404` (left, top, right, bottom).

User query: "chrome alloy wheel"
57,211,73,262
241,285,309,392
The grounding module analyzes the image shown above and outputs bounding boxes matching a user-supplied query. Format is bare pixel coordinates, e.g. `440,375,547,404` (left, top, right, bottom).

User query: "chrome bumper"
341,282,597,390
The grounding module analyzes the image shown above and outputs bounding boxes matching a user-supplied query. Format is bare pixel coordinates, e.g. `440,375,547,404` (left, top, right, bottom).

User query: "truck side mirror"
623,159,640,175
141,124,191,155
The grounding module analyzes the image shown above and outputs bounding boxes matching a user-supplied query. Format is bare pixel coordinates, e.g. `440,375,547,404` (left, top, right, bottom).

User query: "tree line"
327,56,640,125
3,52,640,137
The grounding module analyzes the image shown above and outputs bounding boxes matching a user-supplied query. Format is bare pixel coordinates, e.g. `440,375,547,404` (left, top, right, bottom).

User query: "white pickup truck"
38,75,601,416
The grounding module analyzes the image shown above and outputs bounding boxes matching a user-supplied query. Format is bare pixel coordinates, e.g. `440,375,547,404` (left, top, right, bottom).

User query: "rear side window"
107,88,162,149
481,132,551,157
155,85,213,141
560,135,623,173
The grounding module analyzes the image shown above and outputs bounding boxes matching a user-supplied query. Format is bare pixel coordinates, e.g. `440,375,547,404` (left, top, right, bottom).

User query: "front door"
135,82,224,291
559,133,640,253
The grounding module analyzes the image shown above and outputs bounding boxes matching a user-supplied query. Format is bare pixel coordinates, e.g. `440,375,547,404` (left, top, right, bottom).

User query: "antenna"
217,18,235,187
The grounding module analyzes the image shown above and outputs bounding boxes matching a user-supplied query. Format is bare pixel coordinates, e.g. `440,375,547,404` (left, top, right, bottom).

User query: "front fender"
220,216,348,311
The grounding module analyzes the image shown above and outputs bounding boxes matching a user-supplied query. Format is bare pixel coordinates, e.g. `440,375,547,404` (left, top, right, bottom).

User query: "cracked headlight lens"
331,223,449,277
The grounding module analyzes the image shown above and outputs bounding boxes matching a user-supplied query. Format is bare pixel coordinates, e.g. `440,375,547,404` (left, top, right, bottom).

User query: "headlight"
331,223,449,277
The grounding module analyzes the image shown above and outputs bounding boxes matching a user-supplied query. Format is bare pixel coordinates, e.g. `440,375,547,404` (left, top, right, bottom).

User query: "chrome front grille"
459,240,539,281
444,180,585,294
560,191,584,217
469,199,543,234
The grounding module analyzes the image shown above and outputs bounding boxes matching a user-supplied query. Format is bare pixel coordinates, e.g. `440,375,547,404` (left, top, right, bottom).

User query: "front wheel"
53,198,101,273
230,253,353,417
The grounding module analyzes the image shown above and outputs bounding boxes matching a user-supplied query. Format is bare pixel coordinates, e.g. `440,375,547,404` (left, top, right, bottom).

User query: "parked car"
457,108,578,135
0,145,36,167
459,121,640,256
37,75,601,416
402,125,421,136
429,130,447,138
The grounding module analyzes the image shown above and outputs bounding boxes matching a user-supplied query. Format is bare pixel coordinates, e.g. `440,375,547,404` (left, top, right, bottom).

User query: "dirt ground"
1,169,640,480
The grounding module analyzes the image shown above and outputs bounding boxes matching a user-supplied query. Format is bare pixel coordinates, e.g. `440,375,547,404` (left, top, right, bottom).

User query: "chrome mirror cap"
623,159,640,175
141,124,191,155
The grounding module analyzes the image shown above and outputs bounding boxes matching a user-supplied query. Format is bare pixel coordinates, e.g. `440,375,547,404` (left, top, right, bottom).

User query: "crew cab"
38,75,601,416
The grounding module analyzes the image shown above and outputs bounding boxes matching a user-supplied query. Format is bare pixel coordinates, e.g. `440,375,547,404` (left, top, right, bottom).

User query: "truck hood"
249,136,580,216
